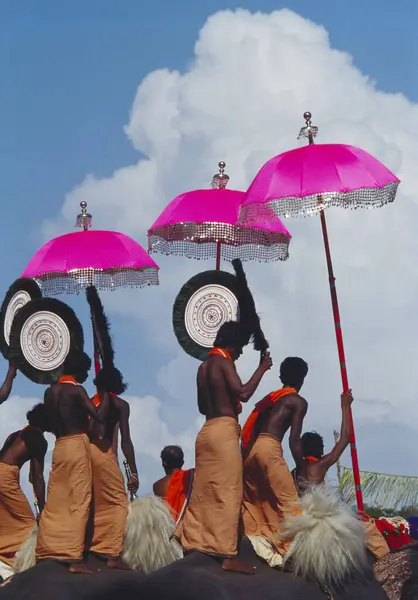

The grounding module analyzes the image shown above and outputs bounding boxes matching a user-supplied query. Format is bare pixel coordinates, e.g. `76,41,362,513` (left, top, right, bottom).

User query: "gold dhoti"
0,463,35,566
36,433,92,562
242,434,300,556
173,417,242,557
85,440,128,558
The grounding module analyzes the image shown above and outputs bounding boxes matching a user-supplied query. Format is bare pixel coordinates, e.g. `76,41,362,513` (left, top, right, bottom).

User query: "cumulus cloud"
33,7,418,486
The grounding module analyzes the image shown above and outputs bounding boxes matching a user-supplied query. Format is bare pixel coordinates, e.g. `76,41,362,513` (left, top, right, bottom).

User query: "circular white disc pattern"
185,284,239,348
4,290,32,346
20,310,70,371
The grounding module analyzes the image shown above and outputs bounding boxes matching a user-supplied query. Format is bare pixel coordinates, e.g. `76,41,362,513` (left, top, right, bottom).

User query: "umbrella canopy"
22,229,160,296
148,162,291,263
239,143,400,223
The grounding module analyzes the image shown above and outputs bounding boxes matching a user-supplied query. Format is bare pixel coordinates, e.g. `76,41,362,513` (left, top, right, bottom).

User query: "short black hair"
94,367,127,395
301,431,324,459
26,403,50,431
63,350,91,384
214,321,247,350
161,445,184,470
279,357,308,387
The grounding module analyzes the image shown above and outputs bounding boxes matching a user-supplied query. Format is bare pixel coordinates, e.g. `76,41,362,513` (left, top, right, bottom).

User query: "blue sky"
2,1,418,495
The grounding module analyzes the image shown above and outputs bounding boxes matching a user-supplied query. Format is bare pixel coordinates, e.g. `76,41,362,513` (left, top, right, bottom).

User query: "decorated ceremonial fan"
173,269,242,361
0,277,42,359
173,259,269,361
8,297,84,384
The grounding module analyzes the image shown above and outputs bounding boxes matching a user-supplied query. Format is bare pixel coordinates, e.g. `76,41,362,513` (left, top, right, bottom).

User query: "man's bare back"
153,474,171,498
45,383,92,438
198,353,273,420
89,393,121,443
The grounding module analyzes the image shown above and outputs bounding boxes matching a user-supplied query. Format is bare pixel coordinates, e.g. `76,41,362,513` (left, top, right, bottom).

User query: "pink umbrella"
239,113,401,514
148,162,291,269
22,202,159,374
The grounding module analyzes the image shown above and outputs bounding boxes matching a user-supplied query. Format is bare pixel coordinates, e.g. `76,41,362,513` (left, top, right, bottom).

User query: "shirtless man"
0,404,50,575
173,321,272,574
35,351,110,574
0,361,17,406
292,391,390,560
153,446,194,522
241,357,309,563
85,366,138,569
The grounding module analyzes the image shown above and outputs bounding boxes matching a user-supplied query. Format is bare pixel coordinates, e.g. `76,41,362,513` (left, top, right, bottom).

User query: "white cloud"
29,7,418,487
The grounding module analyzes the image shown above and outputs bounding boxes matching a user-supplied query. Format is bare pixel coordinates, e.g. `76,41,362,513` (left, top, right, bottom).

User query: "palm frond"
340,467,418,511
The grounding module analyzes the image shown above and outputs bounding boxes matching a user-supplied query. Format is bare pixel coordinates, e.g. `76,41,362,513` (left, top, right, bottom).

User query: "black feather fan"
231,259,269,353
86,285,114,367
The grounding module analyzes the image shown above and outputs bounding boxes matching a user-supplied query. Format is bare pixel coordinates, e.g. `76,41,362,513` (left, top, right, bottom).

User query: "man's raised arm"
319,390,353,471
0,361,17,406
222,352,273,403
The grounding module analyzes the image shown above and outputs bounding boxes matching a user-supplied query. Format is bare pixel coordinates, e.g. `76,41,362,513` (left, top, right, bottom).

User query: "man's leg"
87,441,129,568
36,434,93,573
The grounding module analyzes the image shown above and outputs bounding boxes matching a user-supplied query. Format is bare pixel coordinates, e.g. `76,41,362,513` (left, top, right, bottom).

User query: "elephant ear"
0,277,42,359
9,297,84,385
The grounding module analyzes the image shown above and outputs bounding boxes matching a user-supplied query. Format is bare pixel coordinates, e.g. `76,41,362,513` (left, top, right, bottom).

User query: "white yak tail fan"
13,523,38,573
277,485,368,591
123,495,183,574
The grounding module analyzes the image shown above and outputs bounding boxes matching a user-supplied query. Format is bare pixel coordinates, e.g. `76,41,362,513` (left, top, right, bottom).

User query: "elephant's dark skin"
0,539,394,600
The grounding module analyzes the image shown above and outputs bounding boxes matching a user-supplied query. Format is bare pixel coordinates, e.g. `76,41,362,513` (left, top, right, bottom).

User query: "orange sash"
241,387,296,450
208,348,242,414
164,469,194,522
58,376,78,384
305,456,319,462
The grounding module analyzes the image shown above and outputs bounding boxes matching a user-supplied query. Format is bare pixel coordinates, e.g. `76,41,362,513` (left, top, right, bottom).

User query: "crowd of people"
0,319,390,581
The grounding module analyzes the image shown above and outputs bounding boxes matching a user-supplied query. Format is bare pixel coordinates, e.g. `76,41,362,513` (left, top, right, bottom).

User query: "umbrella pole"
216,241,221,271
319,209,364,514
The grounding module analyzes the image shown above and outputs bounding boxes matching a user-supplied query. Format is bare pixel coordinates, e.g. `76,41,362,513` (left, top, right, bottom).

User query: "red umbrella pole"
319,209,364,514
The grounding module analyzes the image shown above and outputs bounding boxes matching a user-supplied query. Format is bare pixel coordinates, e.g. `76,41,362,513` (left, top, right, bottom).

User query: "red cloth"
241,387,296,450
164,469,194,522
363,514,413,550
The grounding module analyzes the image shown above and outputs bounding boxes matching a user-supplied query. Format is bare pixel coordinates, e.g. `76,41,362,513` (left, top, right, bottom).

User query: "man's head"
279,357,308,392
213,321,247,360
27,403,51,433
301,431,324,460
94,366,127,395
161,445,184,474
63,350,91,384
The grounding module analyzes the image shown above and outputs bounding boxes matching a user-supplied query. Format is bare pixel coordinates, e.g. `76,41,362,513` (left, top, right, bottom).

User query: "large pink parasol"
22,202,159,381
23,205,159,296
239,113,401,514
148,162,291,269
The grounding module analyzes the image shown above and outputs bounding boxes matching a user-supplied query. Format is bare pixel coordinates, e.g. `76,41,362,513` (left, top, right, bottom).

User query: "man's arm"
289,396,308,468
319,390,353,471
30,448,46,513
118,398,139,493
0,361,17,406
222,352,273,403
79,387,110,422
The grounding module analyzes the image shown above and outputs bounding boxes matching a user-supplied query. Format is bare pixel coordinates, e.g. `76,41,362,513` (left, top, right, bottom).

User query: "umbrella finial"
76,201,92,231
298,111,318,145
211,161,230,189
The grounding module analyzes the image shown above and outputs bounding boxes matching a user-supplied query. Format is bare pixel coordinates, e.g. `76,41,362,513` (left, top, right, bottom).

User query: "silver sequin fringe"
34,267,159,296
148,224,290,262
238,181,399,223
